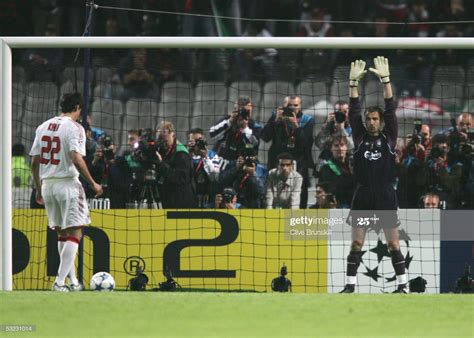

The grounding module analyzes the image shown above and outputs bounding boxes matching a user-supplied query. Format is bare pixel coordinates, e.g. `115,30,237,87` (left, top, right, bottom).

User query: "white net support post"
1,36,473,291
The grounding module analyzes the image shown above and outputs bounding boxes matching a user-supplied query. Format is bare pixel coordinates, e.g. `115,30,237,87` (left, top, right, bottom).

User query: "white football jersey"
29,116,86,180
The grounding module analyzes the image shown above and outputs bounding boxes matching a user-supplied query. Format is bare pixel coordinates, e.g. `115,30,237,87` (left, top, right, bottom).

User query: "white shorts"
42,177,90,230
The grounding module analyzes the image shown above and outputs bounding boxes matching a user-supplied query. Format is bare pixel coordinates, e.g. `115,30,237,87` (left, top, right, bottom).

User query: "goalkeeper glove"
349,60,367,87
369,56,390,83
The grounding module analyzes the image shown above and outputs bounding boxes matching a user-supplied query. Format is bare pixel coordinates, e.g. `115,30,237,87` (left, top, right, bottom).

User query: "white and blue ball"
90,272,115,292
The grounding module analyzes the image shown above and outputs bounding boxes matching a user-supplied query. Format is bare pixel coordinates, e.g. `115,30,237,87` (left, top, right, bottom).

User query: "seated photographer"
155,121,197,208
210,187,242,209
209,95,261,161
309,182,337,209
266,153,303,209
261,95,314,208
318,136,355,208
218,151,265,208
315,101,354,157
187,128,222,208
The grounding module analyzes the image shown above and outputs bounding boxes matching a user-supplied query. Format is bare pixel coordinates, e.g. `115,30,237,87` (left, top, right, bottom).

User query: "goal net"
5,38,473,292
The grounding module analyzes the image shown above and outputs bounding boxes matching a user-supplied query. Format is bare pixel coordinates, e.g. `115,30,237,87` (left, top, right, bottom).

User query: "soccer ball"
90,272,115,292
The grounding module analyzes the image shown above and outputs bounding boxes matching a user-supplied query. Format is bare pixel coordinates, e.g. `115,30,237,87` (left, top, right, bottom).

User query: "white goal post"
1,36,473,291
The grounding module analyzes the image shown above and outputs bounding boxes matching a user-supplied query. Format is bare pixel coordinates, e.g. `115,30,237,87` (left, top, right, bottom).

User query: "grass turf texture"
0,292,472,337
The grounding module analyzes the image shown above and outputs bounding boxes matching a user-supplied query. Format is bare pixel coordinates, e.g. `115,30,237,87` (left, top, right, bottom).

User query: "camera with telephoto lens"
238,107,250,120
99,135,115,161
412,119,425,145
133,128,163,164
334,110,346,124
283,106,294,117
243,156,256,167
195,138,207,151
430,147,445,160
222,187,237,204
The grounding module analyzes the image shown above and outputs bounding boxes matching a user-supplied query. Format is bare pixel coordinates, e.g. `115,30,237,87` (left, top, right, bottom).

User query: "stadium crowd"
5,0,474,210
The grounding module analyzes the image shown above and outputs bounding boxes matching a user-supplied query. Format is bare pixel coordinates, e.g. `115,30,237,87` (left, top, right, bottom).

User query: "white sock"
55,238,79,286
346,276,357,285
397,274,407,286
57,237,79,285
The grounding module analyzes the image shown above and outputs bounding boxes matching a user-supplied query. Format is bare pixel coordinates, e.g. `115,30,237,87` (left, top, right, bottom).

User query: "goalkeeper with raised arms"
340,57,407,294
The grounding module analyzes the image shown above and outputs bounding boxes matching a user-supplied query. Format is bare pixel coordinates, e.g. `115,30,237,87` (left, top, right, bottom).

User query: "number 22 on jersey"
40,135,61,165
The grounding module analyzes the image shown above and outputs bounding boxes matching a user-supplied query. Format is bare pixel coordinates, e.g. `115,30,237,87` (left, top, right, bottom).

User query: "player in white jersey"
30,92,103,292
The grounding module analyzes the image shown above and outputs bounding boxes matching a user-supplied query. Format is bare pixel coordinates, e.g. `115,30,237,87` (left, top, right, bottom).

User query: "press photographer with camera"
209,95,261,161
261,95,314,208
315,101,354,156
213,187,241,209
154,121,197,208
87,134,133,208
218,148,265,208
186,128,223,208
424,134,463,209
402,120,431,163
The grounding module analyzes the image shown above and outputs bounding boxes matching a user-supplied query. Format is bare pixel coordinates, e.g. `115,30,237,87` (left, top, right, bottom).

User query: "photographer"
402,120,431,163
425,136,462,209
261,95,314,208
212,187,241,209
87,135,132,208
209,95,261,161
186,128,222,208
266,153,303,209
309,182,337,209
87,135,116,198
218,150,265,208
154,121,197,208
314,101,354,157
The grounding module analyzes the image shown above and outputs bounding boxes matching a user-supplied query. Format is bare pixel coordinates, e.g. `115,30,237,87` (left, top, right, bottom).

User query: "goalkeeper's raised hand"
349,60,367,87
369,56,390,83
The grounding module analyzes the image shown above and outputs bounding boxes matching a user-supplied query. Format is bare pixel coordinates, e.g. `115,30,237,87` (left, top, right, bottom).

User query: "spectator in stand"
210,95,261,161
297,8,335,37
118,48,160,101
406,0,430,37
318,135,355,208
22,24,63,83
262,95,314,208
235,21,278,81
422,192,440,209
266,153,303,209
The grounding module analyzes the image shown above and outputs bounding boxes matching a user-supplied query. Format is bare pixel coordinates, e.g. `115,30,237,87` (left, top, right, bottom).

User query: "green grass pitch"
0,292,472,337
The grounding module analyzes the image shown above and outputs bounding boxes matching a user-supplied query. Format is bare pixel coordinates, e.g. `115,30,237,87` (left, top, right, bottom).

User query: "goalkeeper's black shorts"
347,183,400,229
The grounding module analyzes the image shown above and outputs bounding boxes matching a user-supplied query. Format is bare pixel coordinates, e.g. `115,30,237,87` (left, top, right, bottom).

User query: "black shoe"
339,284,355,293
392,284,408,294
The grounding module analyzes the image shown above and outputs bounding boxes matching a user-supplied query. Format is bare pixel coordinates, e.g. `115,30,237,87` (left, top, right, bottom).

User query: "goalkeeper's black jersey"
349,97,398,188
